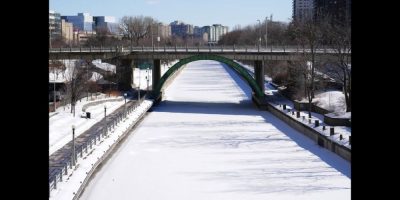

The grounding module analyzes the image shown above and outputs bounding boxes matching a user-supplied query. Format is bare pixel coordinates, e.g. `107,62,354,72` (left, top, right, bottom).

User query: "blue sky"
50,0,293,28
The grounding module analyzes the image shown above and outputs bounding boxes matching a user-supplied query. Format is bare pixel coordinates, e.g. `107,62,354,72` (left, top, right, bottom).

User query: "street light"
72,125,76,167
137,86,140,101
86,61,89,101
151,22,154,48
104,105,107,136
138,68,141,101
265,16,268,49
52,61,56,112
257,19,261,48
157,23,160,48
146,76,149,92
124,92,127,115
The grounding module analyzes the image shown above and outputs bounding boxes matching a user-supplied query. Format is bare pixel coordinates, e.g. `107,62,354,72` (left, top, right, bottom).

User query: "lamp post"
137,86,140,101
86,62,89,101
265,16,268,49
151,22,154,48
124,93,127,115
72,125,76,166
138,68,141,101
146,76,149,92
157,23,160,48
53,62,56,112
257,19,261,48
146,68,150,92
104,105,107,136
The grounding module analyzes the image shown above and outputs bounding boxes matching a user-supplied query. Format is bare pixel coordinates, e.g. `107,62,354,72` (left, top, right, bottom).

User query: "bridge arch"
152,54,264,98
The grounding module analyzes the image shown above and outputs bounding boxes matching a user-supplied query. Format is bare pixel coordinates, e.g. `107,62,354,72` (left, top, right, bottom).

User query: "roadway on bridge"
79,60,350,200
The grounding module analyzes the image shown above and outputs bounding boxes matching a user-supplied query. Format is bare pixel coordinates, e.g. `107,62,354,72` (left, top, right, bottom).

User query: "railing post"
142,45,144,52
175,44,177,52
53,177,57,190
186,43,188,52
164,44,166,52
198,44,199,52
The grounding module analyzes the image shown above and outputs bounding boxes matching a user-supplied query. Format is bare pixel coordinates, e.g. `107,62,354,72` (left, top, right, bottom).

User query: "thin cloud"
145,0,160,5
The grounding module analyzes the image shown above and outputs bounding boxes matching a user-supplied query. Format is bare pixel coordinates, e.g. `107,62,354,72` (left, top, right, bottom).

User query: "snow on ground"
79,60,350,200
50,60,78,83
302,90,347,114
89,72,103,81
49,99,153,200
271,104,351,149
50,59,115,83
132,60,178,90
49,95,125,155
92,59,116,73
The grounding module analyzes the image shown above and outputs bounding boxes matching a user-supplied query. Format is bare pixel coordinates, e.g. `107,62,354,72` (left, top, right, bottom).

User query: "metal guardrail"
81,97,123,112
49,45,350,54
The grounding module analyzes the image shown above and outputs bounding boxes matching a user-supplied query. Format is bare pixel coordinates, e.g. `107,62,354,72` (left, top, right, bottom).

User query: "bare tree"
120,16,157,46
287,18,323,117
64,61,87,117
322,20,351,112
49,60,66,80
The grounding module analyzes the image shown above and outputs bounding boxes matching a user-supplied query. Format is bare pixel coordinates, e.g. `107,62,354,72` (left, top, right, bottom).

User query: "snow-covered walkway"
79,60,350,200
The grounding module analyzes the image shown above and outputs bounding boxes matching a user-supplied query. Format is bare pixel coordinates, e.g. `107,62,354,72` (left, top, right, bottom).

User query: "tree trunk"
310,47,315,98
136,38,140,46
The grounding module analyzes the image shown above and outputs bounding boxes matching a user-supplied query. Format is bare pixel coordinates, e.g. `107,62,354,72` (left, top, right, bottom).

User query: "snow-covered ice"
79,60,350,200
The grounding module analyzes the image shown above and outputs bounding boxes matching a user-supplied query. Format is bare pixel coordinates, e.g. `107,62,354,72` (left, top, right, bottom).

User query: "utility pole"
86,62,89,101
151,22,154,48
72,125,76,166
138,68,141,101
157,23,160,48
257,20,261,48
265,16,268,49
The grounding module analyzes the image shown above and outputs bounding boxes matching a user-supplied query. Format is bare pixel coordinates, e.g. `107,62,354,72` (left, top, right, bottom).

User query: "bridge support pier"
254,60,265,95
252,93,268,109
152,59,161,93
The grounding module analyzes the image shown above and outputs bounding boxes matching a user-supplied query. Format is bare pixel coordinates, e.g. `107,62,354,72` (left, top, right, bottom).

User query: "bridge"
49,46,350,106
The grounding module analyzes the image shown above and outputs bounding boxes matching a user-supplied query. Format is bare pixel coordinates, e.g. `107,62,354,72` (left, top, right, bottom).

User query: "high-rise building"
61,19,73,43
158,23,172,38
62,13,94,32
93,16,119,34
202,26,216,43
292,0,314,22
222,26,229,35
314,0,351,25
170,20,193,37
49,10,61,39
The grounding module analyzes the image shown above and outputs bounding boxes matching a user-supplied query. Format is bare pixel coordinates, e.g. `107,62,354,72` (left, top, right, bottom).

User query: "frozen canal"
80,61,350,200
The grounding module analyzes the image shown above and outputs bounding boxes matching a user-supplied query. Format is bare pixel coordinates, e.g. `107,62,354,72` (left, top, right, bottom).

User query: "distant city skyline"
49,0,293,28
